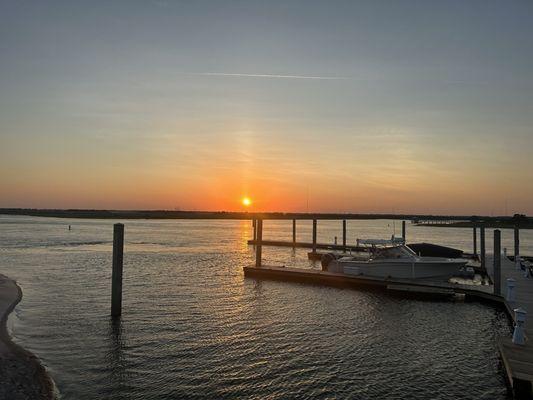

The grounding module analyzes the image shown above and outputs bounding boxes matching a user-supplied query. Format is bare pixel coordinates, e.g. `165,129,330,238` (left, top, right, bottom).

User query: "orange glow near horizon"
2,121,533,214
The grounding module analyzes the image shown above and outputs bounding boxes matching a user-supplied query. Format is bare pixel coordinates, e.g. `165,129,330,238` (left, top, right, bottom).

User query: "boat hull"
330,258,467,279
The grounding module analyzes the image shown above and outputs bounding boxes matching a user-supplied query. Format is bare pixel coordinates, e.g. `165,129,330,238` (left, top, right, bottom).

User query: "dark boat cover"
407,243,463,258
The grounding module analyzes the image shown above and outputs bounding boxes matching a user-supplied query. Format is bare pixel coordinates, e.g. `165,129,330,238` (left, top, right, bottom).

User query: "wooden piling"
402,220,406,240
480,226,486,269
252,219,257,241
111,223,124,317
312,219,317,253
514,226,520,257
255,219,263,267
342,220,346,251
292,219,296,247
473,226,477,255
494,229,501,296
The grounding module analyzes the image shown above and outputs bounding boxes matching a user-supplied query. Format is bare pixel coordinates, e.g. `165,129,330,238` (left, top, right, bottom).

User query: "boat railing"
356,237,406,247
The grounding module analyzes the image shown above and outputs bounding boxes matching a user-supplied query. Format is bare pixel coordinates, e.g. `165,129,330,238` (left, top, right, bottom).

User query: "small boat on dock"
322,238,468,279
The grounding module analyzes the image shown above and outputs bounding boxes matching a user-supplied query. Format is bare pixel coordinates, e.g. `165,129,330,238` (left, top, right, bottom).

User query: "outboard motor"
321,253,336,270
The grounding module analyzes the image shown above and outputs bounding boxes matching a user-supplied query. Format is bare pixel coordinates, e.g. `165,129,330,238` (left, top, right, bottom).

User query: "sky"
1,0,533,214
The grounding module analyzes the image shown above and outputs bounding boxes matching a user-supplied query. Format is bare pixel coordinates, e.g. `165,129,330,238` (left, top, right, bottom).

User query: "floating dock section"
243,265,497,300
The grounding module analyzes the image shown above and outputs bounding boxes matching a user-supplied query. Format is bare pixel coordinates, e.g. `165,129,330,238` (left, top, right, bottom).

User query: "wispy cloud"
194,72,348,80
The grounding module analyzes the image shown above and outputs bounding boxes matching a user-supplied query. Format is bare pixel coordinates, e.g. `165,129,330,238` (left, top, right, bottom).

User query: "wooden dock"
487,255,533,398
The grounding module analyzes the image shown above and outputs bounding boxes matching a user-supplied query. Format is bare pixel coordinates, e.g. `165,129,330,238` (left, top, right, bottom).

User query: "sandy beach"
0,274,55,400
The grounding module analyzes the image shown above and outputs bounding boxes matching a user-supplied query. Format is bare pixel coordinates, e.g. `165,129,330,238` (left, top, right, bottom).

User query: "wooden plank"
500,342,533,364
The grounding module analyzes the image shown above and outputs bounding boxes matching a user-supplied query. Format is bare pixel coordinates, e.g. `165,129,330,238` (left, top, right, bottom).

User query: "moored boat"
323,238,467,279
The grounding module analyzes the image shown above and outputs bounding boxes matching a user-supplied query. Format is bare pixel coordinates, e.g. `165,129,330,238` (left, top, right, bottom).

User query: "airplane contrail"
195,72,348,80
190,72,486,86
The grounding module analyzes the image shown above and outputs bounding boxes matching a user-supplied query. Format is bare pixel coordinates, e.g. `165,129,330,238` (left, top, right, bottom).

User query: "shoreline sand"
0,274,56,400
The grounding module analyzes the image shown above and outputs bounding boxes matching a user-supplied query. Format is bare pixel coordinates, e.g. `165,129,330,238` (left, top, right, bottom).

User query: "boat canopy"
356,237,405,246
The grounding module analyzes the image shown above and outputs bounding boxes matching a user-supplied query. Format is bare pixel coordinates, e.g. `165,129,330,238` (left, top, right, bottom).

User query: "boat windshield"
373,245,416,260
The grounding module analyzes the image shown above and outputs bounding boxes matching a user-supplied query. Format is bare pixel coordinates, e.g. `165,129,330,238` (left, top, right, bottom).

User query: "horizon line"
0,208,528,219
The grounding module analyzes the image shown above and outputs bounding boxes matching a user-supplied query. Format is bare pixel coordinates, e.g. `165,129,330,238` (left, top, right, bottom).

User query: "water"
0,215,524,399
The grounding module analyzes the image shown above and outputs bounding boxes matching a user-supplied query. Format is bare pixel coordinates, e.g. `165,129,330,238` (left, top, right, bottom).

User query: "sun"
242,197,252,207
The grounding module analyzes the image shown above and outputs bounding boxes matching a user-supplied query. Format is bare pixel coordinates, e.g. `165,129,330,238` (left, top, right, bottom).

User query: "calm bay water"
1,215,527,399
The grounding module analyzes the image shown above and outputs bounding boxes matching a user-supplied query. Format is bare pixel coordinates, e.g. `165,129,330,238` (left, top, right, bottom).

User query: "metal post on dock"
342,220,346,251
401,220,406,241
480,226,486,269
111,223,124,317
312,219,317,253
255,219,263,267
514,226,520,258
512,308,527,346
494,229,501,296
473,226,477,256
292,219,296,247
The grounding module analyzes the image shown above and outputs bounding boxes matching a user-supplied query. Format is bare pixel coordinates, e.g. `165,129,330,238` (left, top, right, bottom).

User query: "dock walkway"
487,255,533,398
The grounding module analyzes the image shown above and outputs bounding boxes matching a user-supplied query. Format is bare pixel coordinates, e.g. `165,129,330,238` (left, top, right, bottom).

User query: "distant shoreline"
0,274,56,399
415,221,533,229
1,208,532,228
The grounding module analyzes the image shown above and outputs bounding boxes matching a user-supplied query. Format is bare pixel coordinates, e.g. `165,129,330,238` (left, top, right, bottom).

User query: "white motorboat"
324,238,467,279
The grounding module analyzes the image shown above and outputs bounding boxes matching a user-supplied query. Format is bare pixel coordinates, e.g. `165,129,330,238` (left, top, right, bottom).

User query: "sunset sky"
1,1,533,214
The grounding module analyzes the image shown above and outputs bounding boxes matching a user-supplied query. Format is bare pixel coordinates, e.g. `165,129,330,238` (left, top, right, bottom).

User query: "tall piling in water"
111,223,124,317
401,221,406,240
480,226,486,270
252,219,257,241
312,219,317,253
494,229,501,296
342,220,347,251
292,219,296,247
255,219,263,267
514,226,520,257
473,226,477,255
